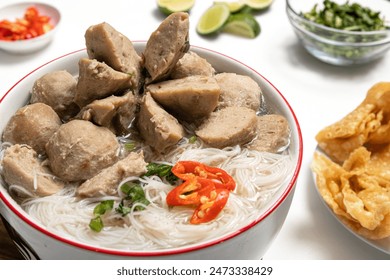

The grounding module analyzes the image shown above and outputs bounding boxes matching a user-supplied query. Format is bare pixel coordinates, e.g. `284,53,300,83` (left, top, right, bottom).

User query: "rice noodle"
3,141,294,251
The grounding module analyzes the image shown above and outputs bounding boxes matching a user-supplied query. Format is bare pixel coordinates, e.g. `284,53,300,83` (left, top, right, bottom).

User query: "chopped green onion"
189,135,197,144
93,200,114,216
89,216,104,232
301,0,388,31
116,182,150,216
124,141,136,151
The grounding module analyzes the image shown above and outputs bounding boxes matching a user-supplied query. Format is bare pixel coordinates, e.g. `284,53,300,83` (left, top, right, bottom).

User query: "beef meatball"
2,103,62,155
31,70,79,120
45,120,119,182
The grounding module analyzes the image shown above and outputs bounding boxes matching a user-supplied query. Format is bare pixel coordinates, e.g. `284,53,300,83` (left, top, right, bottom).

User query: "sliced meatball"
137,93,185,152
195,107,258,148
74,58,132,108
76,91,137,135
248,114,290,153
45,120,119,182
170,51,215,79
30,70,79,120
2,144,64,196
2,103,61,155
143,12,189,83
146,75,220,121
215,73,262,111
76,151,147,197
85,22,142,91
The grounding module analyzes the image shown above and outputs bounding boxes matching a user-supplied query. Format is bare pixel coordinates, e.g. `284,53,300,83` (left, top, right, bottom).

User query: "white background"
0,0,389,259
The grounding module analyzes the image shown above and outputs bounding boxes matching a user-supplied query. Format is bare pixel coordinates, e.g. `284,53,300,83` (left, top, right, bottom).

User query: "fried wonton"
312,82,390,240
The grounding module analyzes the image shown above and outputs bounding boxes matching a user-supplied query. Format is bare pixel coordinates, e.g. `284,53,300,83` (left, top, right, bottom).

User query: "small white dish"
0,2,61,54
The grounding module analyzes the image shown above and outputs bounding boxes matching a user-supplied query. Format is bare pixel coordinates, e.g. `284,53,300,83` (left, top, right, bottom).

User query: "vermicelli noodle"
9,142,294,251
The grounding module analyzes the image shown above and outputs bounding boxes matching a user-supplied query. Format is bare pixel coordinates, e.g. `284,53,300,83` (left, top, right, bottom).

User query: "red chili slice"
171,161,236,191
166,177,215,206
190,188,230,224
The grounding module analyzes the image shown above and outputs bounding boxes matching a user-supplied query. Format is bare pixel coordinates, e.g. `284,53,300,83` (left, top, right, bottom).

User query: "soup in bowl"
0,17,302,260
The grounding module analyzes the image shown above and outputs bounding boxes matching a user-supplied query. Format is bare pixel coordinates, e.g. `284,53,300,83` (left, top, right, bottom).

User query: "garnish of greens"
116,182,150,215
89,182,150,232
89,163,178,232
299,0,390,60
144,162,178,184
89,200,114,232
301,0,388,31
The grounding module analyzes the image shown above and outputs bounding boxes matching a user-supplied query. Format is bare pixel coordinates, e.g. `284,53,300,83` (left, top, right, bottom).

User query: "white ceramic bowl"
0,2,61,54
0,43,303,259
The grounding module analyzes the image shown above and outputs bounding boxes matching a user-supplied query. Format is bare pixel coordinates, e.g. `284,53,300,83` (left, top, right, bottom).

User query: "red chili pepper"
166,161,235,224
190,188,230,224
166,177,215,206
172,161,236,191
0,6,53,41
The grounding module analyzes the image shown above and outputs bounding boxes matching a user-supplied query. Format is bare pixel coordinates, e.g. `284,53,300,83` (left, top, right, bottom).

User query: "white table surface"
0,0,389,260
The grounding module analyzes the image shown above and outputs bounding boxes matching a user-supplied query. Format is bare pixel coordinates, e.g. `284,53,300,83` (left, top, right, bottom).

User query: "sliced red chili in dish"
0,6,53,41
171,161,236,191
166,177,215,206
166,161,236,224
190,188,230,224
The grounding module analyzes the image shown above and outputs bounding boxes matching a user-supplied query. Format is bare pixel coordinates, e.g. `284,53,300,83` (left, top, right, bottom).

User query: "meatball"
195,106,258,149
215,73,262,111
30,70,79,120
2,144,64,196
2,103,62,155
45,120,119,182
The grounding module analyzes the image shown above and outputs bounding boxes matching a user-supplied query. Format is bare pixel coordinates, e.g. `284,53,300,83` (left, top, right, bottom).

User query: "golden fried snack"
315,82,390,163
312,82,390,240
312,147,390,240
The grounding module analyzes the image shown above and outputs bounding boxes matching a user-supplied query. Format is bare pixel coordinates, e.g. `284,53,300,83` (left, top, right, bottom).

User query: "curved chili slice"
166,177,215,206
172,161,236,191
190,188,230,224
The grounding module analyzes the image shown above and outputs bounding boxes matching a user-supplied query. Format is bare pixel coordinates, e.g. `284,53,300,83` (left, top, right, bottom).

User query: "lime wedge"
213,1,245,13
157,0,195,15
196,4,230,35
222,13,260,38
241,0,273,10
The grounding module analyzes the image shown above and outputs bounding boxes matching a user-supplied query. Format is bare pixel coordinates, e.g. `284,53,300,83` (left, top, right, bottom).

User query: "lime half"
222,13,260,38
214,1,245,13
196,4,230,35
157,0,195,15
241,0,273,10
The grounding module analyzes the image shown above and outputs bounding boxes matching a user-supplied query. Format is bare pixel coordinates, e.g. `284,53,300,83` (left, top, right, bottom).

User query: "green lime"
241,0,273,10
213,1,245,13
196,4,230,35
222,13,260,38
157,0,195,15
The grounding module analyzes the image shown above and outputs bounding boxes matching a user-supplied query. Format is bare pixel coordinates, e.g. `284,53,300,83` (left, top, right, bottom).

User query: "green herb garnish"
302,0,388,31
89,216,104,232
89,200,114,232
124,141,136,151
188,135,197,144
116,182,150,216
300,0,390,60
145,162,178,184
89,182,152,232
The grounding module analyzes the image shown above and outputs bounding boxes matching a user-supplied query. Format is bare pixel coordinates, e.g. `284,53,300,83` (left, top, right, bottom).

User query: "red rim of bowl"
0,44,303,257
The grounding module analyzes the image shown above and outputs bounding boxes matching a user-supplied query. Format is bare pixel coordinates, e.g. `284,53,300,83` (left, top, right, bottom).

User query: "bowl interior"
0,43,303,257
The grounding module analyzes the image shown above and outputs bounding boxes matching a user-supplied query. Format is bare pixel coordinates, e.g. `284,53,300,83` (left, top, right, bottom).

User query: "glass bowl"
286,0,390,66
